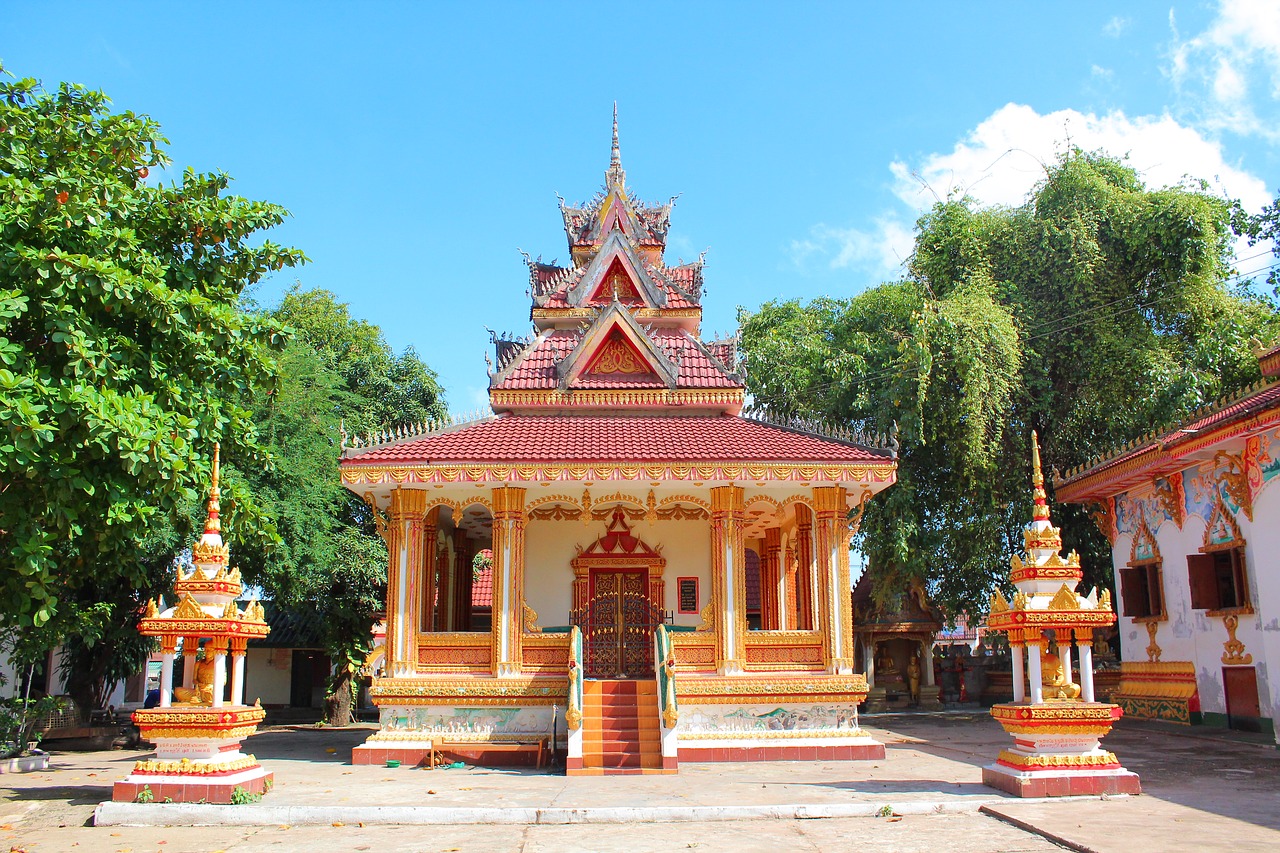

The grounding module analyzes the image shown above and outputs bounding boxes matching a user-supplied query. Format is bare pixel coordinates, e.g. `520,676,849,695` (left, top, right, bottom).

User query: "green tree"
0,68,303,710
237,287,445,725
741,150,1278,616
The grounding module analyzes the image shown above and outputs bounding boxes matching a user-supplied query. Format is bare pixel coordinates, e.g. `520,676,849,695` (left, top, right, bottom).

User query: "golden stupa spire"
1031,430,1050,522
204,442,222,534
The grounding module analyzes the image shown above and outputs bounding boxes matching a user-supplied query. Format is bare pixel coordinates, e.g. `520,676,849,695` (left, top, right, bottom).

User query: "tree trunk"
324,666,354,727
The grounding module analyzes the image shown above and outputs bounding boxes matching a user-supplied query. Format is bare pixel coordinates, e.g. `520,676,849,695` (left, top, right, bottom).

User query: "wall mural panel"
678,702,862,736
1183,463,1218,524
378,705,553,738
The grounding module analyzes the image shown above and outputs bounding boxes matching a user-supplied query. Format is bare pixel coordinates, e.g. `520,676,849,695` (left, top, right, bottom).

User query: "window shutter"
1187,554,1219,610
1119,568,1146,617
1146,565,1165,619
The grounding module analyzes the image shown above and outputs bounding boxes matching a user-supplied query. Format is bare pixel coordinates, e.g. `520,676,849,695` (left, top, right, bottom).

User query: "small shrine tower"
112,445,273,804
982,432,1140,797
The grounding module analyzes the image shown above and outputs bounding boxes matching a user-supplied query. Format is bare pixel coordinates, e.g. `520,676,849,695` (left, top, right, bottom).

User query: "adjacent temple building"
339,112,898,773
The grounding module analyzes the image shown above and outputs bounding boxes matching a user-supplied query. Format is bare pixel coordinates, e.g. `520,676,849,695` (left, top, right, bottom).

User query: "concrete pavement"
0,711,1276,852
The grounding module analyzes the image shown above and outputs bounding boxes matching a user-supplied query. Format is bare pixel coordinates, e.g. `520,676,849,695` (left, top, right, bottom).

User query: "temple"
1055,343,1280,741
339,110,898,773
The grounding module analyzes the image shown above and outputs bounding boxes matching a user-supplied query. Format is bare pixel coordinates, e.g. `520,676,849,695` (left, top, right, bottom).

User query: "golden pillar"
794,505,815,631
385,489,429,678
783,540,799,631
418,508,439,633
710,486,747,675
491,487,527,677
761,527,783,631
813,486,855,674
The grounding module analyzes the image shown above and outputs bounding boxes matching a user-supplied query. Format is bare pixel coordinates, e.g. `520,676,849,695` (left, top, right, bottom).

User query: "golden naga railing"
566,625,583,732
655,624,679,729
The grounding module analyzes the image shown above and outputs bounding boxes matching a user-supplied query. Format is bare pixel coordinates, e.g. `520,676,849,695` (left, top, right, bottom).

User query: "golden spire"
606,102,625,187
1031,430,1050,522
204,442,222,534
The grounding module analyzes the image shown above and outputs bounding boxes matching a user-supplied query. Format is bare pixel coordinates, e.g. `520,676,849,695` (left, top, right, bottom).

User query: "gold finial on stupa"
205,442,222,534
1031,430,1050,522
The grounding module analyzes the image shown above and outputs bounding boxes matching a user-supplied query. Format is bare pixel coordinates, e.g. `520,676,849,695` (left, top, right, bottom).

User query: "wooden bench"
437,736,550,769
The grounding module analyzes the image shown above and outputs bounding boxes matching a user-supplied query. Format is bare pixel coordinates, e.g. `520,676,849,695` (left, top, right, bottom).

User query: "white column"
1011,643,1025,703
211,648,227,708
922,640,936,687
231,653,246,706
182,647,196,689
1060,635,1074,687
160,653,175,708
1078,639,1096,703
1027,639,1044,705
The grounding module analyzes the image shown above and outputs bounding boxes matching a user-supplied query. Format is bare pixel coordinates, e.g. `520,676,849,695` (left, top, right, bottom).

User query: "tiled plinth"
982,763,1141,797
112,766,273,804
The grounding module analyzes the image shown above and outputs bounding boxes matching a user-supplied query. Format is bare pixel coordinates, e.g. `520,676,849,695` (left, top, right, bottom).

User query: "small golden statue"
906,653,921,705
1040,652,1081,701
173,650,218,705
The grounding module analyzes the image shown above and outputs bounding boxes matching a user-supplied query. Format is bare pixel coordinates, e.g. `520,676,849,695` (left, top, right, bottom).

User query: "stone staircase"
580,678,664,774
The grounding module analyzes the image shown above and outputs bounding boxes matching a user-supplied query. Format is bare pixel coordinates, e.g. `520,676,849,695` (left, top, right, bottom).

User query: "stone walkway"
1,711,1276,852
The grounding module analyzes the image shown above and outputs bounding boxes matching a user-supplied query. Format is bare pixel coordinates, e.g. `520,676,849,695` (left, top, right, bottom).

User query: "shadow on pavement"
2,784,112,806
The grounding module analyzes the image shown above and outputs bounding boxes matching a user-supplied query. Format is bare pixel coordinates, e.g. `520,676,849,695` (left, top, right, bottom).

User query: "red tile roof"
342,414,893,465
471,565,492,609
491,328,740,391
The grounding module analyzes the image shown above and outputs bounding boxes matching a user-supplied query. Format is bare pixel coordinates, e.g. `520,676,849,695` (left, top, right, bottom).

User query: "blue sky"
4,1,1279,410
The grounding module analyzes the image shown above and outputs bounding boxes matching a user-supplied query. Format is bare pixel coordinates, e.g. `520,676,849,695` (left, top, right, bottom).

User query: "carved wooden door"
582,570,658,678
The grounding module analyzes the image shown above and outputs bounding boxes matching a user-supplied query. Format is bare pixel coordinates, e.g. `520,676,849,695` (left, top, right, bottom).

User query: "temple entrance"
577,569,663,678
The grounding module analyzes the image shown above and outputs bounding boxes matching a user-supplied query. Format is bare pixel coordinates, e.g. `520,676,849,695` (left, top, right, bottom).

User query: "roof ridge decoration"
741,406,899,457
340,409,496,457
556,299,679,391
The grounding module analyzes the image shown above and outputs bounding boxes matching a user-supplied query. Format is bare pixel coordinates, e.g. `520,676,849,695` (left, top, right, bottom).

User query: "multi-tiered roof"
341,111,895,474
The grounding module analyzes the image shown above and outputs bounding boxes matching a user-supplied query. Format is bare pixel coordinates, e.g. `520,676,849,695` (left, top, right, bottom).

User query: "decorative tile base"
982,763,1141,798
112,767,273,804
677,743,885,762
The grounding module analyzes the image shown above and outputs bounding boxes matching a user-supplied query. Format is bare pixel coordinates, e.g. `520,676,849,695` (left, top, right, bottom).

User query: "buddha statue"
875,643,901,682
174,652,217,705
1040,652,1081,701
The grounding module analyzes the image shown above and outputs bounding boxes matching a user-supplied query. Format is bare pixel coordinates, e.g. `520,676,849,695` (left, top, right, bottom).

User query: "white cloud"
793,101,1272,277
789,218,913,276
1103,16,1130,38
1091,65,1114,80
1167,0,1280,137
888,103,1271,216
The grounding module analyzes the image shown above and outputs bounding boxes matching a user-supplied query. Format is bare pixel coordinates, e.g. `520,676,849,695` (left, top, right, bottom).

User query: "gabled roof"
556,299,678,390
566,230,668,309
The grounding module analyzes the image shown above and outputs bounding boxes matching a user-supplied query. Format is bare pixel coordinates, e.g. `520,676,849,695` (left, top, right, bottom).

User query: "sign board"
677,577,699,615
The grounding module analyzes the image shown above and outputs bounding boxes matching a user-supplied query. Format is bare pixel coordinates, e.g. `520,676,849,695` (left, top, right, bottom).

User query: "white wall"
244,647,295,707
524,517,712,629
1111,474,1277,726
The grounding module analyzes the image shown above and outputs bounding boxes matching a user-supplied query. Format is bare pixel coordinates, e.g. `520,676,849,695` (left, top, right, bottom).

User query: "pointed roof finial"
205,442,222,534
1031,430,1050,521
606,102,625,187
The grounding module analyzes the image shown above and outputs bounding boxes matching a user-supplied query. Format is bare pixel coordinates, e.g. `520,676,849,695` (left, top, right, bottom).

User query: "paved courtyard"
1,712,1277,852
